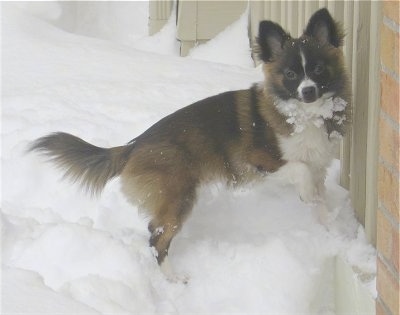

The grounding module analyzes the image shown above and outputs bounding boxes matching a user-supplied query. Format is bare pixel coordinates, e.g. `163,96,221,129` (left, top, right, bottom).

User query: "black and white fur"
258,8,350,219
29,8,350,282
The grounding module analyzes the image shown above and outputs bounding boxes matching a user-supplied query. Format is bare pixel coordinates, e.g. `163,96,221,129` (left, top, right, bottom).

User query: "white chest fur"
274,96,346,168
278,124,336,169
267,96,345,205
271,125,336,205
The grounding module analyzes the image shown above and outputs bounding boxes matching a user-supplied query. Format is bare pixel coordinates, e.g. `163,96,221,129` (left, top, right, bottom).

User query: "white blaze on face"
300,50,307,75
297,50,318,101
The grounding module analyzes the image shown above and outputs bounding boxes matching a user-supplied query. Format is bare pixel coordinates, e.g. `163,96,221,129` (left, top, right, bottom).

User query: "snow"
187,7,255,67
132,3,180,56
2,2,376,314
274,97,348,134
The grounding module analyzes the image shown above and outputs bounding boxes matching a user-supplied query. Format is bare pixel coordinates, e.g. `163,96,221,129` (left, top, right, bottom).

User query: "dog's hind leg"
147,181,197,282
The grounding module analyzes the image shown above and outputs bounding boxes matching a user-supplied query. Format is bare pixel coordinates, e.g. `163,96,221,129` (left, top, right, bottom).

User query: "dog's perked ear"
257,21,291,62
304,8,344,47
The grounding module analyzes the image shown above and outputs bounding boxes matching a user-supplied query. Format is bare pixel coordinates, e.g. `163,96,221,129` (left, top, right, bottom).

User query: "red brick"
379,115,400,170
381,23,399,76
378,162,400,221
377,208,400,274
377,257,400,315
377,298,389,315
383,1,400,25
380,72,400,123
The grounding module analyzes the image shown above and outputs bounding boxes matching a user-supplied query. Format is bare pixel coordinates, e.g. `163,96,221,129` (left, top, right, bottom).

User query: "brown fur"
29,9,351,270
29,86,287,265
261,48,352,137
117,87,286,264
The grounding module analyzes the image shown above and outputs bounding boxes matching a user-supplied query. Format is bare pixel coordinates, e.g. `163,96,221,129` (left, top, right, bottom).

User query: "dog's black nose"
302,86,317,103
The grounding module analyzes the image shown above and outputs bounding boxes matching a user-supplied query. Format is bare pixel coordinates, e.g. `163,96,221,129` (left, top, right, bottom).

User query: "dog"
29,8,351,281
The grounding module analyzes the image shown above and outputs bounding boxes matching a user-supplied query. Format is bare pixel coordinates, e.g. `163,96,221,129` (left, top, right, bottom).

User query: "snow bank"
2,267,100,314
2,3,376,314
132,3,181,56
15,1,149,45
187,7,254,68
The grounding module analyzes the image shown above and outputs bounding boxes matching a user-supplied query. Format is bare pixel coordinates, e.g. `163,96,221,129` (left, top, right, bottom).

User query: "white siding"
249,0,381,245
149,0,382,244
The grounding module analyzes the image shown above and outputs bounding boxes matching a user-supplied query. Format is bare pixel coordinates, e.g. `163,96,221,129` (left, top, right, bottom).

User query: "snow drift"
2,3,376,314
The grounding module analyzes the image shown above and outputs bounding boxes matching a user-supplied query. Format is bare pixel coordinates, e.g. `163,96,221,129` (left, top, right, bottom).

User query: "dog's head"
257,8,347,105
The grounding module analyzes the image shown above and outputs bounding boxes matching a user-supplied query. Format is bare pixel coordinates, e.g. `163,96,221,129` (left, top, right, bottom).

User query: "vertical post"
340,1,354,190
364,1,381,245
148,0,173,35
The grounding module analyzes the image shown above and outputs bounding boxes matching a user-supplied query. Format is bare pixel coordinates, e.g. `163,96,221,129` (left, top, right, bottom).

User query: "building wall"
377,1,400,315
148,0,173,35
176,1,247,56
249,1,381,245
149,2,399,312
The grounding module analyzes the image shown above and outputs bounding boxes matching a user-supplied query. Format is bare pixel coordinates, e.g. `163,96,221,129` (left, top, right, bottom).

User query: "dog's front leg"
311,167,341,225
270,161,318,203
312,166,327,198
270,161,338,224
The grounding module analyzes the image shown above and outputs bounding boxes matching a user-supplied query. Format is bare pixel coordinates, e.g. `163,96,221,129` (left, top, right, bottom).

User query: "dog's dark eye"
284,69,297,80
314,64,325,75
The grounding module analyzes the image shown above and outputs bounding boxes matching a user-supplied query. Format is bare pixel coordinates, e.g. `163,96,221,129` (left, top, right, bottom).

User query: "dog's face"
257,9,347,105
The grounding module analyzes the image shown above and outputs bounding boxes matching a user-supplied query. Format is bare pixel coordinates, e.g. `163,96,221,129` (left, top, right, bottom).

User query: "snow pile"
12,1,62,21
187,7,254,67
132,3,181,56
59,2,149,45
2,3,375,315
15,1,149,45
274,96,348,134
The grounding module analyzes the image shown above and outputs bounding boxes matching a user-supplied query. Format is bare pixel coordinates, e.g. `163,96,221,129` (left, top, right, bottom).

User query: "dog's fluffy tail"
28,132,135,195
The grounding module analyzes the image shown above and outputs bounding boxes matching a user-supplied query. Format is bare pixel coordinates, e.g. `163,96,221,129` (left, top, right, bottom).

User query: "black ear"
304,8,344,47
257,21,291,62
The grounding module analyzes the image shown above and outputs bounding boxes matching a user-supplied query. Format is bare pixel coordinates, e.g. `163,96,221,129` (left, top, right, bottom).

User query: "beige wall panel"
149,0,173,35
196,1,247,40
176,1,197,41
171,0,381,242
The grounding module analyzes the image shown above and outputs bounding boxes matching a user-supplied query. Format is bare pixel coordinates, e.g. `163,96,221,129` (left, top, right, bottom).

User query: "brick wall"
377,1,400,315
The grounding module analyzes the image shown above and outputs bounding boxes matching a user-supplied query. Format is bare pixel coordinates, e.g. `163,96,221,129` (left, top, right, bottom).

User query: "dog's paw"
313,202,339,226
166,273,190,284
298,183,319,204
160,257,189,284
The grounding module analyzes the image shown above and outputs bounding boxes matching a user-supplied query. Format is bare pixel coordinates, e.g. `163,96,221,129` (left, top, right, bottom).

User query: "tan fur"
29,9,351,273
115,88,285,263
